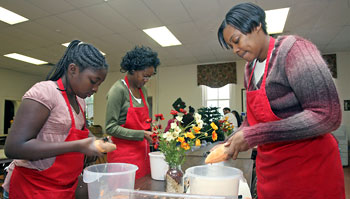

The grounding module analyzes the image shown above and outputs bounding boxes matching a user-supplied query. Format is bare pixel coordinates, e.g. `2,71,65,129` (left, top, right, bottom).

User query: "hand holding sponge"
205,144,229,164
94,137,116,153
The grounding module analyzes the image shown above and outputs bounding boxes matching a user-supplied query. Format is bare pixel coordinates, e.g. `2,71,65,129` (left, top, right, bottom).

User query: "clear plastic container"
83,163,138,199
184,165,244,197
113,188,238,199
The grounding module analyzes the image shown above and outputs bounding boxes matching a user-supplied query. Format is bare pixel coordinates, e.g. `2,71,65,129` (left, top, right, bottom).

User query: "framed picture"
344,100,350,111
241,88,246,113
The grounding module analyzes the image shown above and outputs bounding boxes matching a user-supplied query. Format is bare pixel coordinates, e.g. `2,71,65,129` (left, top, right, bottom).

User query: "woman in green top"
106,46,160,179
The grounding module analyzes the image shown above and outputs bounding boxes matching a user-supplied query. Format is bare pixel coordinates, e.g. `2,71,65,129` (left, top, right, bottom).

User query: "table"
135,143,254,198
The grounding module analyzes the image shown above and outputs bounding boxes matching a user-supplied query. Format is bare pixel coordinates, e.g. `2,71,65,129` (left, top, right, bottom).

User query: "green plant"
197,107,225,142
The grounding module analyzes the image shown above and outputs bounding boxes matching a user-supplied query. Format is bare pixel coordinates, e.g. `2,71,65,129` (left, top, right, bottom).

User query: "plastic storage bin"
149,151,169,180
83,163,138,199
185,165,243,197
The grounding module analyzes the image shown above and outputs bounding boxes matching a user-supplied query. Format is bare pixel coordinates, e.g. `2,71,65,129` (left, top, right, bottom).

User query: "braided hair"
46,40,108,81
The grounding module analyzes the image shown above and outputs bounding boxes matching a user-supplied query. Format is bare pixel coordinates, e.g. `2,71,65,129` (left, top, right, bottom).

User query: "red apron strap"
124,75,148,109
247,37,275,90
57,78,86,129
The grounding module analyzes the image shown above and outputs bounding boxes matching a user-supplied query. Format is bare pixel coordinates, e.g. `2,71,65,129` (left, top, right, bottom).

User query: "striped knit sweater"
241,35,341,147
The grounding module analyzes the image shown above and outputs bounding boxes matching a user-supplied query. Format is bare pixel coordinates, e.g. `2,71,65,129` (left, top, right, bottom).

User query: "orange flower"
185,132,195,139
210,122,218,130
212,130,217,141
181,142,190,150
193,126,201,133
177,136,185,143
195,139,201,146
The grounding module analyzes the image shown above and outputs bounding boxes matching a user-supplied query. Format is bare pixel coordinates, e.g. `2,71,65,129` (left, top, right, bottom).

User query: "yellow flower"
177,136,185,143
195,139,201,146
181,142,190,150
210,122,218,130
185,132,195,139
224,116,228,121
205,133,208,136
193,126,201,133
212,130,218,141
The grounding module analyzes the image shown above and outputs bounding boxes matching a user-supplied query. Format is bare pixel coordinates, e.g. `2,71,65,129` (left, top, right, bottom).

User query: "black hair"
218,2,267,49
232,110,242,127
182,114,195,131
120,46,160,74
189,106,195,114
223,107,231,112
46,40,108,81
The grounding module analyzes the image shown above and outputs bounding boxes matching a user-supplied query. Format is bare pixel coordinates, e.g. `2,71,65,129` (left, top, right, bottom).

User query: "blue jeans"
3,190,9,199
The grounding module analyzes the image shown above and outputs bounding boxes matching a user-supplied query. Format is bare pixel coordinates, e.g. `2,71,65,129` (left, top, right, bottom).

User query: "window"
202,84,231,115
84,95,94,126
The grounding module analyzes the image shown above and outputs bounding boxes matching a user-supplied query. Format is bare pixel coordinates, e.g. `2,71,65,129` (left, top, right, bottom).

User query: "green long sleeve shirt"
105,79,149,141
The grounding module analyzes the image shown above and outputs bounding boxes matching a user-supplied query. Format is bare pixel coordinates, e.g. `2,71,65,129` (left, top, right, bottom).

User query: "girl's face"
130,66,155,88
69,64,107,98
222,25,263,62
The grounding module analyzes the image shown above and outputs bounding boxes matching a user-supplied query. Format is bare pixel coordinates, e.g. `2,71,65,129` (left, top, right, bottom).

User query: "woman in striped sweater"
217,3,345,199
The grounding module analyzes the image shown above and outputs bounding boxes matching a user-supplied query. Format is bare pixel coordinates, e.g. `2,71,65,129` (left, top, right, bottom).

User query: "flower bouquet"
147,109,218,193
218,116,234,137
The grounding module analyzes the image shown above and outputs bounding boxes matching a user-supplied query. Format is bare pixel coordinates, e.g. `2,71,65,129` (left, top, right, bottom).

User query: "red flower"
155,113,165,121
179,108,187,114
170,110,178,115
146,118,152,123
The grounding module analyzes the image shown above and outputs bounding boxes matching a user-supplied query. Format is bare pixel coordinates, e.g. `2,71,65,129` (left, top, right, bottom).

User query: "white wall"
0,68,43,134
2,51,349,140
333,52,350,139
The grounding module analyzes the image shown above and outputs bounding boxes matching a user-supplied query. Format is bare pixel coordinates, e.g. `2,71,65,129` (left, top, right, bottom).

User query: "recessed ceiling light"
61,42,106,55
0,7,28,25
143,26,182,47
4,53,48,65
265,7,290,34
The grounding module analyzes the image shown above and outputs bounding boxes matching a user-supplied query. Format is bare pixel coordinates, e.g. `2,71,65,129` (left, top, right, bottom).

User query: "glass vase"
165,165,184,193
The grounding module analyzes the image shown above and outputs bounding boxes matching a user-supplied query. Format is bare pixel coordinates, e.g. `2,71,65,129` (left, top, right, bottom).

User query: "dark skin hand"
223,130,250,160
144,130,153,143
4,98,102,161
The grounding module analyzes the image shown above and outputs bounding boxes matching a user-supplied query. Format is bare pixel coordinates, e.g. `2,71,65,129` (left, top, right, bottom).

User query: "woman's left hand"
224,130,250,160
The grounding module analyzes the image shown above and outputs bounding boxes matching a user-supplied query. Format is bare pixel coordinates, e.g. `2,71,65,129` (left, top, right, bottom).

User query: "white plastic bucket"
149,151,169,180
83,163,138,199
185,165,243,197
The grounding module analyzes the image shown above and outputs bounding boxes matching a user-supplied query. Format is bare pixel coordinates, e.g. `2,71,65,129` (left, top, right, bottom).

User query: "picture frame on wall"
344,100,350,111
241,88,246,113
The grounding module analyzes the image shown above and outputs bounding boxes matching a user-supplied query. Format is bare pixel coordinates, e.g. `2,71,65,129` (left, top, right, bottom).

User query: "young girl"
105,46,160,179
3,40,108,199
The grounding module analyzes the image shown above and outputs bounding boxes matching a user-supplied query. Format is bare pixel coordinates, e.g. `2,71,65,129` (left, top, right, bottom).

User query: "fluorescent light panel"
265,7,289,34
61,42,106,55
4,53,48,65
0,7,28,25
143,26,181,47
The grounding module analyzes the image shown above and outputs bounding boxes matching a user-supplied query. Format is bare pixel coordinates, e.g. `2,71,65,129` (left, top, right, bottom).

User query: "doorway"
4,100,15,134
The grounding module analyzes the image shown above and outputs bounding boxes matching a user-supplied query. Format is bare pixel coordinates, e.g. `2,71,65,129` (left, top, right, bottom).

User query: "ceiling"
0,0,349,76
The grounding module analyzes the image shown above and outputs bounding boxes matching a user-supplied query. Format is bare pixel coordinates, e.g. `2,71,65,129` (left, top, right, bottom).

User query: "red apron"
246,37,345,199
9,78,89,199
107,76,151,179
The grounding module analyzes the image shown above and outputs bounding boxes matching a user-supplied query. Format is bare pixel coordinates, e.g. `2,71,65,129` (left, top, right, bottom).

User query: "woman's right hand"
78,137,103,157
144,131,153,143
